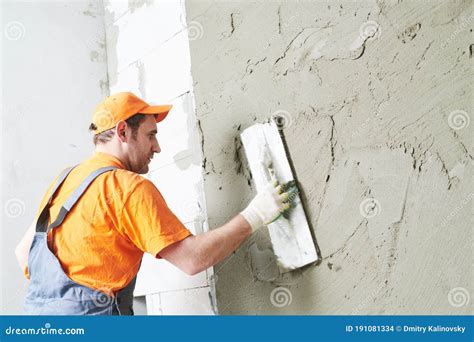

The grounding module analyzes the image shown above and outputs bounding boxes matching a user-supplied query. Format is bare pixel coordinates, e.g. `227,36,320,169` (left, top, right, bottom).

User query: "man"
15,92,291,315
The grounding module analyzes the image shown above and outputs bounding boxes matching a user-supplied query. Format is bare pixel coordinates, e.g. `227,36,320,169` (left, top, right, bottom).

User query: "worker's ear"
116,120,128,142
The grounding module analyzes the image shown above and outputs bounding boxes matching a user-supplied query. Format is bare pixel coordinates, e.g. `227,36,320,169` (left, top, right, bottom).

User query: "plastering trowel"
240,119,320,271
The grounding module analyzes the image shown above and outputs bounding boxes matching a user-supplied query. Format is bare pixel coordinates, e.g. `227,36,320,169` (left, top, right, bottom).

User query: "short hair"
89,113,147,145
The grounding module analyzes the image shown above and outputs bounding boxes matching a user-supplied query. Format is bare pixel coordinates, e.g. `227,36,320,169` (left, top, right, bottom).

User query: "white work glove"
240,181,290,232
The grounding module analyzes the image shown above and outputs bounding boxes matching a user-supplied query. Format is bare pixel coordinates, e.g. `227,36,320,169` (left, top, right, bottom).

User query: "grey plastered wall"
185,0,473,314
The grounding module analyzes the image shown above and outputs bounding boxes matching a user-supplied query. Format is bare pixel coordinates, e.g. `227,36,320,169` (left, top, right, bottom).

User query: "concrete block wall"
103,0,216,315
185,0,473,314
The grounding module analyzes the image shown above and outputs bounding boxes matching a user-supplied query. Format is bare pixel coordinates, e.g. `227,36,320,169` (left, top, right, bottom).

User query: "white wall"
2,0,215,315
103,0,215,315
1,0,108,314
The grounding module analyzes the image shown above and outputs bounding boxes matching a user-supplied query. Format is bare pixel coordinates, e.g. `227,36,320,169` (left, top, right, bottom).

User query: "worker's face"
123,115,161,174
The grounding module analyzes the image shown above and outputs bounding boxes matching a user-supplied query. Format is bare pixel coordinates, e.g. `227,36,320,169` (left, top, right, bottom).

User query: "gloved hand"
240,180,291,232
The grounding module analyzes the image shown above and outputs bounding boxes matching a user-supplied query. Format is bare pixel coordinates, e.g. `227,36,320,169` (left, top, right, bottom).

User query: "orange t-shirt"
26,152,192,293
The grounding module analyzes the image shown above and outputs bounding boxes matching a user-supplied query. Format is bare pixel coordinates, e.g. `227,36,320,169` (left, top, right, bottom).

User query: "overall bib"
24,166,139,315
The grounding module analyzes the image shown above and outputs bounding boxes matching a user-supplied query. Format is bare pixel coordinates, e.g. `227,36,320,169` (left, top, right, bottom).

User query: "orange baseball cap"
91,92,173,134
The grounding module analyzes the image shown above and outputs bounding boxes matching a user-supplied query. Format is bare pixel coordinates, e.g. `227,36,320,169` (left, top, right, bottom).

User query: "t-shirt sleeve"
119,179,193,257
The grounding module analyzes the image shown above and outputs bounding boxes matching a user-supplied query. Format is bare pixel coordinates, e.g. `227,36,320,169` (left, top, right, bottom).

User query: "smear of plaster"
99,78,109,96
82,2,99,18
273,21,378,76
136,61,146,99
90,50,99,62
128,0,153,14
397,23,421,44
103,16,119,89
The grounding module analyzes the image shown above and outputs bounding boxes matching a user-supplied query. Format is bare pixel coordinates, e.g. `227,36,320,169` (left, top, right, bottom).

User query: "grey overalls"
24,166,140,315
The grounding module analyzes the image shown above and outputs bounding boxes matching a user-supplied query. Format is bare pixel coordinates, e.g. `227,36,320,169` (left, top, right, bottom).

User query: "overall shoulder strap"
35,166,76,233
36,166,118,233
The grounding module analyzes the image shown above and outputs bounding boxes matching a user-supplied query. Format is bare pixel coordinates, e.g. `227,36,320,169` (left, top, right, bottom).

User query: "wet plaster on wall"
102,5,120,90
186,0,473,314
136,60,147,99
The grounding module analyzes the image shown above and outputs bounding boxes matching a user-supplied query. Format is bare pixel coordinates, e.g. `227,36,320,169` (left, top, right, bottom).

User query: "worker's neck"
94,145,131,171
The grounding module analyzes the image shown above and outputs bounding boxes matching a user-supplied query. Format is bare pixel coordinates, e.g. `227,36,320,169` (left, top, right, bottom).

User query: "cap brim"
139,105,173,123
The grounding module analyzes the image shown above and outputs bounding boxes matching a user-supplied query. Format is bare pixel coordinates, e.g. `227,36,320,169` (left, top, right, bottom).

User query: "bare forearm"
160,180,290,276
192,214,251,273
15,221,35,275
